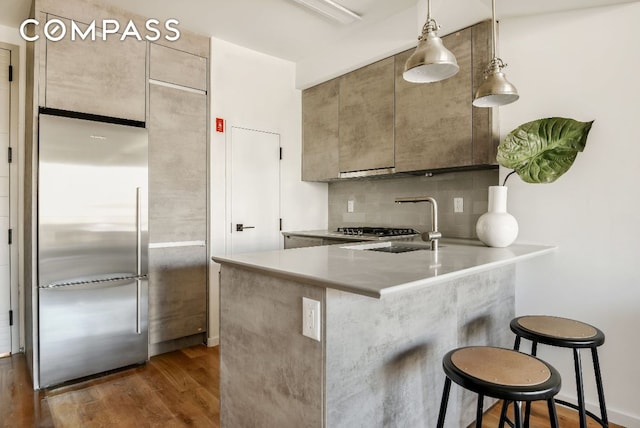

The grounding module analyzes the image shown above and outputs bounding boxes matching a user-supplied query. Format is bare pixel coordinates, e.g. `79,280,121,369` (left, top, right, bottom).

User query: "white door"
227,127,281,255
0,48,12,357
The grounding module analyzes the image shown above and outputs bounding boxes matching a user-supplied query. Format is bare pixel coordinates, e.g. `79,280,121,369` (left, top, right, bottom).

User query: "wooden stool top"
450,347,551,387
518,316,597,339
512,316,605,348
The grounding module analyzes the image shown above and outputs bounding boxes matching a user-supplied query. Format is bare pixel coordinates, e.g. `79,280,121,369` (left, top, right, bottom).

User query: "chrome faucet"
395,196,442,251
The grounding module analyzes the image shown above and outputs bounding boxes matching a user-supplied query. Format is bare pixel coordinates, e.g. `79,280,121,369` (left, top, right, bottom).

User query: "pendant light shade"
472,0,519,107
472,59,519,107
403,0,458,83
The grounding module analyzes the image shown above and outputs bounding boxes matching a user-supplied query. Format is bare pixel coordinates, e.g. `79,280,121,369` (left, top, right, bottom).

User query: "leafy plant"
497,117,594,185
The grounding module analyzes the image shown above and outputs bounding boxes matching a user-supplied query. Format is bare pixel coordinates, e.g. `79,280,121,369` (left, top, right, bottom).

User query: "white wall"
208,38,328,345
500,4,640,426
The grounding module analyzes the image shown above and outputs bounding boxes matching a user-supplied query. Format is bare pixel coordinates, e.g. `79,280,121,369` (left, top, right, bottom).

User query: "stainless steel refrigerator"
38,113,148,388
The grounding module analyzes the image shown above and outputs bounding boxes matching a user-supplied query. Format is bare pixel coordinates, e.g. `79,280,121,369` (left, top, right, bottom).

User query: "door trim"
224,125,281,256
0,42,21,355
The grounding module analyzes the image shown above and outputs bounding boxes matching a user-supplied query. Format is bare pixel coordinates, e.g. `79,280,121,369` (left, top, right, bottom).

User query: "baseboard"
148,333,207,357
207,336,219,347
556,392,640,427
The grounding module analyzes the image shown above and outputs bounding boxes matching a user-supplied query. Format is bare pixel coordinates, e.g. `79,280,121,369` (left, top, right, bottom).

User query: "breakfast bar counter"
213,240,555,428
213,239,554,298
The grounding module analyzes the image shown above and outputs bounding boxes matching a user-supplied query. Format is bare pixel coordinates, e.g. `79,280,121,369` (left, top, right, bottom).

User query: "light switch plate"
347,200,355,213
302,297,321,341
454,197,464,213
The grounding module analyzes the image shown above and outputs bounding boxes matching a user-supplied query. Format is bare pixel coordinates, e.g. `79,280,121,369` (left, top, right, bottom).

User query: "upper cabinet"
302,78,340,181
301,20,497,182
339,57,395,174
395,28,473,172
149,43,207,91
44,18,146,122
395,21,496,172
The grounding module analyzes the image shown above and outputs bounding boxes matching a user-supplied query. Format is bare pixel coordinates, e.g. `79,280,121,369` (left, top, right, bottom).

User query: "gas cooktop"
336,227,419,237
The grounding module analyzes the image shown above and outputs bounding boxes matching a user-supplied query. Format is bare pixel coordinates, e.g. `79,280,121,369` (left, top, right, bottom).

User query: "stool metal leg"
498,400,509,428
513,401,523,428
573,348,588,428
523,401,532,428
547,398,560,428
523,341,537,428
592,348,609,427
436,377,452,428
475,394,484,428
514,335,521,350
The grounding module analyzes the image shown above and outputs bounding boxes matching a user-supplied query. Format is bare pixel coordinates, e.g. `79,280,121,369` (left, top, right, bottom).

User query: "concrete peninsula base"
219,264,516,428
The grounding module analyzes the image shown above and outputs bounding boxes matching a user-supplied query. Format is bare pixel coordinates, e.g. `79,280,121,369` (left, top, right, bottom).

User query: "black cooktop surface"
336,227,418,237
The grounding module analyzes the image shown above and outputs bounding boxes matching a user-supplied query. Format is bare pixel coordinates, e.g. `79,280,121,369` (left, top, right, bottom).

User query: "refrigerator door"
38,114,148,287
39,278,148,388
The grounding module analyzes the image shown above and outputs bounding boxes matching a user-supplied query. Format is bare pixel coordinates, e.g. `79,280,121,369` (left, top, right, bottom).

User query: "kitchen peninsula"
213,240,554,427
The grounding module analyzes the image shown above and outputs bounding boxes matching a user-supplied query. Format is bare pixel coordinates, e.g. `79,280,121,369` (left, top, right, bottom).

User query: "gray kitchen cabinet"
148,84,207,243
339,57,395,173
283,233,361,249
148,246,207,344
300,21,495,182
149,43,208,91
302,78,340,181
395,21,496,172
148,70,208,349
284,235,324,249
44,18,146,121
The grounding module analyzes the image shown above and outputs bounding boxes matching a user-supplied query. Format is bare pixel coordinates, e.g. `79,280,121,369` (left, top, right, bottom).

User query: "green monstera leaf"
497,117,594,184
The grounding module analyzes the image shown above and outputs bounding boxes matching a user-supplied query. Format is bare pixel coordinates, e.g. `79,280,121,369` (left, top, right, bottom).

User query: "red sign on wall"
216,117,224,133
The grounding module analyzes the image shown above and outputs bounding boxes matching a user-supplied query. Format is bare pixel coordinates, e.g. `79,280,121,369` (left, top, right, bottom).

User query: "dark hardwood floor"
1,345,621,427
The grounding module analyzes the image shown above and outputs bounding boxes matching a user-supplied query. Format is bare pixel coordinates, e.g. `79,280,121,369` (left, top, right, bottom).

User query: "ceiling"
2,0,638,63
1,0,638,79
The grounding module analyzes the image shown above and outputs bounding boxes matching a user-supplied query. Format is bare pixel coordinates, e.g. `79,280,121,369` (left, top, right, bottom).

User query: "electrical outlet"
454,197,464,213
347,200,355,213
302,297,321,341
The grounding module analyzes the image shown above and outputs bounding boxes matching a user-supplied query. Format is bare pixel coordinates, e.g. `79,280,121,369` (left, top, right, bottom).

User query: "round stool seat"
511,315,605,348
443,346,561,402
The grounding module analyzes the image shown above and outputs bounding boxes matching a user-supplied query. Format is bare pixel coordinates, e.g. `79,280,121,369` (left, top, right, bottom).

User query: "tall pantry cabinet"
24,0,210,386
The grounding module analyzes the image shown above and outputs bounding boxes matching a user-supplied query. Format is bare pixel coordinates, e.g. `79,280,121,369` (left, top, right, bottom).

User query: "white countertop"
212,240,556,299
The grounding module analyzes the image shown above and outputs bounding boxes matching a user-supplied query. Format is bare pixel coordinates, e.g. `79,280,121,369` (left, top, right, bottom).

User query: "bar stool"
436,346,561,428
508,315,608,428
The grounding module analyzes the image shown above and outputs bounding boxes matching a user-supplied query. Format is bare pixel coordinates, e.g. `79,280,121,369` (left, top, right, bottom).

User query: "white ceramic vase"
476,185,518,247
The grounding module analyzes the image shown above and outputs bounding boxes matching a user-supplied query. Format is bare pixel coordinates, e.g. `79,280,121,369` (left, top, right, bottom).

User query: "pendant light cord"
491,0,497,58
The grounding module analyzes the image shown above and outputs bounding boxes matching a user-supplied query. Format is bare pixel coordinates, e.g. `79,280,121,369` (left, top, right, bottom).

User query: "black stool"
508,315,608,428
436,346,561,428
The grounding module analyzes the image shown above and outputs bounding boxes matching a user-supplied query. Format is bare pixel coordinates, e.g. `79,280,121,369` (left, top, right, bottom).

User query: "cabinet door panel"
302,79,340,181
45,18,146,121
150,43,207,91
471,21,498,165
149,84,207,243
395,28,473,172
149,246,207,344
339,58,395,173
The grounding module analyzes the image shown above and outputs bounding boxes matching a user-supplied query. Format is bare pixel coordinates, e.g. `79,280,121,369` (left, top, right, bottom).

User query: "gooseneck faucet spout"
395,196,442,251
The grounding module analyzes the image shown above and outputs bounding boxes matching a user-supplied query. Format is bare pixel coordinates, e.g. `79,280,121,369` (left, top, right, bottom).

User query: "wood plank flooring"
478,400,623,428
1,345,622,427
0,345,219,428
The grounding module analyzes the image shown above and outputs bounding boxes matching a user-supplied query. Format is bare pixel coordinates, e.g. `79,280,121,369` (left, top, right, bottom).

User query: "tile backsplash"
328,169,499,239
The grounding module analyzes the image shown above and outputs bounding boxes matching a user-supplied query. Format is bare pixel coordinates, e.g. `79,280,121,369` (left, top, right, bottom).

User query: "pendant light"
403,0,459,83
472,0,519,107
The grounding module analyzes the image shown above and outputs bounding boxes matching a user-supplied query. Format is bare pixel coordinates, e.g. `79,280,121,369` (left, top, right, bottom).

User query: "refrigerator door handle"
42,274,143,289
136,187,142,334
136,278,142,334
136,187,142,277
